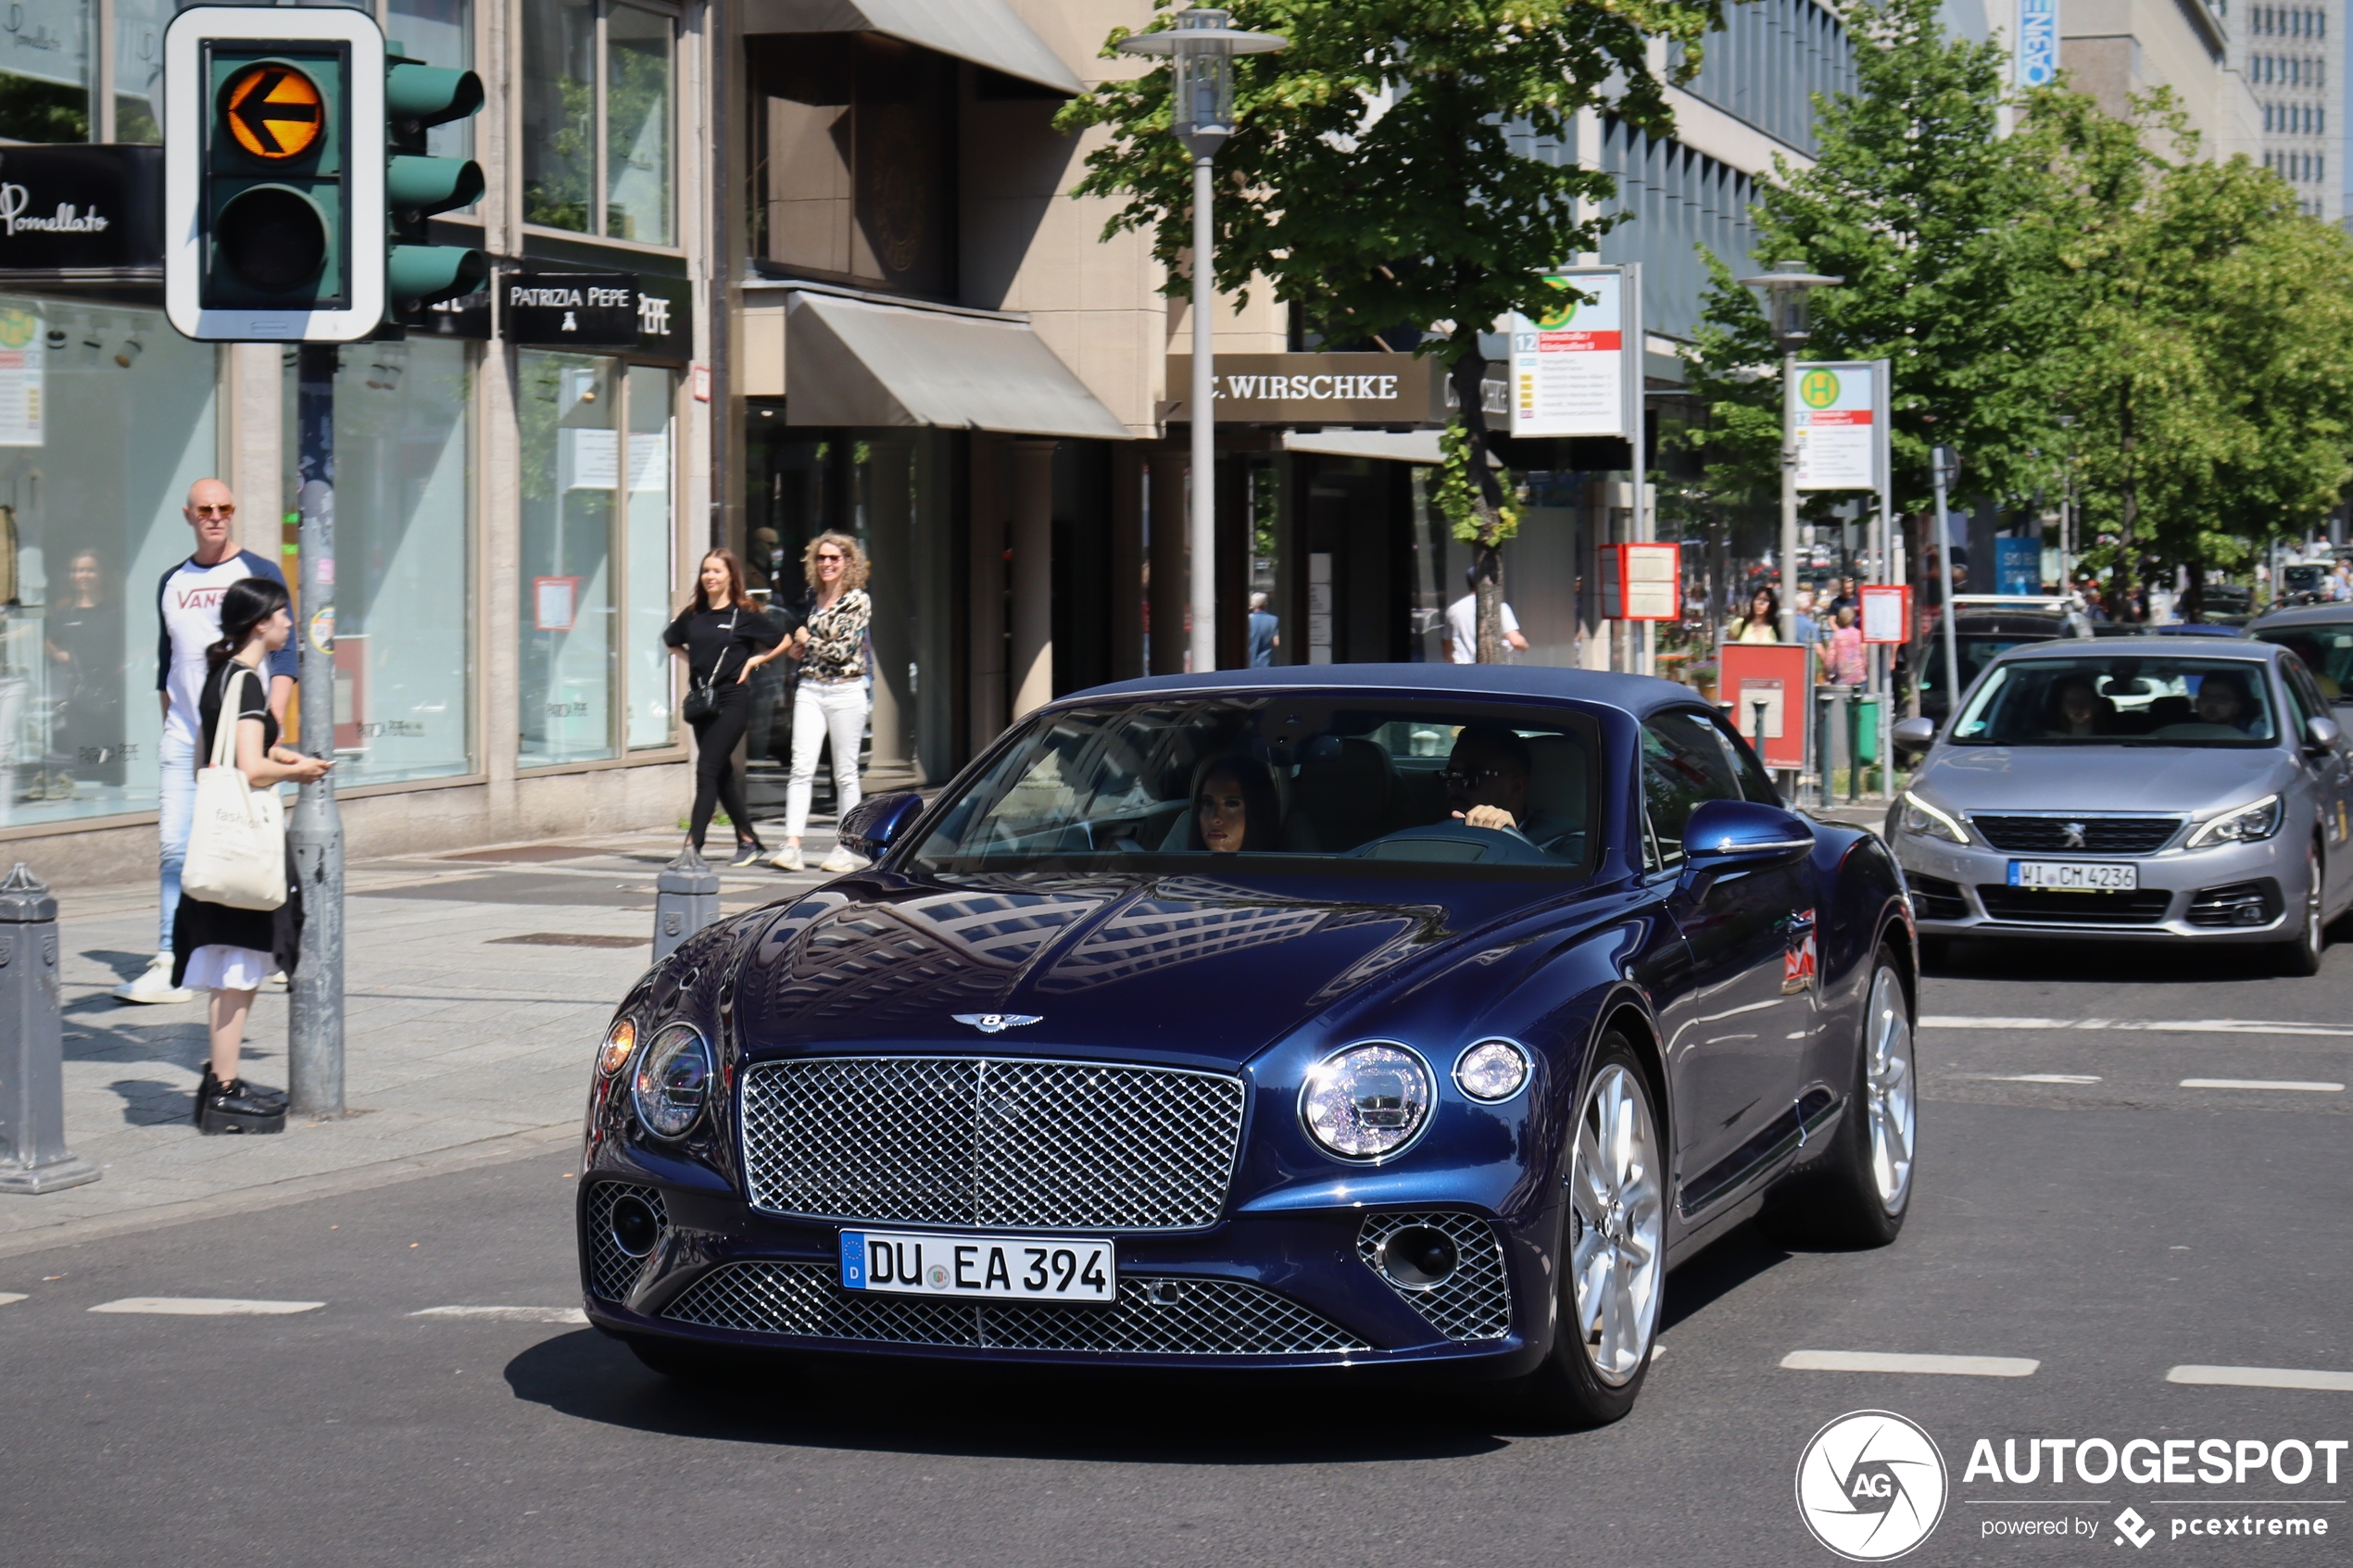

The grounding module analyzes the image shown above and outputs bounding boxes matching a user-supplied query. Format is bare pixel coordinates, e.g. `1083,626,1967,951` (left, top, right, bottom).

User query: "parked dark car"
1917,596,2093,723
579,667,1918,1425
2251,603,2353,700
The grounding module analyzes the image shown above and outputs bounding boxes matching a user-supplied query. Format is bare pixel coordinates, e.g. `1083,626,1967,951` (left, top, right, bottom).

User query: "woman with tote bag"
170,578,332,1134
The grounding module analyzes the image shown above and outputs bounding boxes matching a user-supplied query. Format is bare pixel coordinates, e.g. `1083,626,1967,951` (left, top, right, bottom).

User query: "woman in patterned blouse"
773,531,875,873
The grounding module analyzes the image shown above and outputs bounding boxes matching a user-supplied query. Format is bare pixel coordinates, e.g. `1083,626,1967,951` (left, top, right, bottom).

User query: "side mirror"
1681,799,1816,880
2306,716,2343,753
1892,717,1938,753
837,790,925,860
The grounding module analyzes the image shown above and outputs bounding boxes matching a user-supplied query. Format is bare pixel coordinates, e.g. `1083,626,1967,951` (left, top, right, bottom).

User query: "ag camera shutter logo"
1796,1410,1949,1561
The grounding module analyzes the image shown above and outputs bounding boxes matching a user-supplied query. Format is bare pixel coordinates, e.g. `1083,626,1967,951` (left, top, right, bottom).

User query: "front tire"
1766,947,1915,1248
1510,1033,1665,1427
2271,842,2325,977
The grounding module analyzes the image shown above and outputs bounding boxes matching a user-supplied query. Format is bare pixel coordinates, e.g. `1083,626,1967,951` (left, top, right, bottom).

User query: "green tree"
1058,0,1723,660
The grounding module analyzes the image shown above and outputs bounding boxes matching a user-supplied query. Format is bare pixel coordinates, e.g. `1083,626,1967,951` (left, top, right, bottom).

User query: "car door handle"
1782,910,1816,932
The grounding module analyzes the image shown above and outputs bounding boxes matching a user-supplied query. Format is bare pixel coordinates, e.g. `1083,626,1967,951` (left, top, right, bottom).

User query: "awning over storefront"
1282,430,1444,464
783,290,1130,442
739,0,1083,94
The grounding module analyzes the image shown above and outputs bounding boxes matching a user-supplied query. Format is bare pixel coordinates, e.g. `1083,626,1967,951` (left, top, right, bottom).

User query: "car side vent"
584,1181,668,1303
1357,1211,1513,1342
1906,874,1967,921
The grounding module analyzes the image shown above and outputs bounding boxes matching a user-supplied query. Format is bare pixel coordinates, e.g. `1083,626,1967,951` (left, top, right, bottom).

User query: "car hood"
729,870,1579,1069
1915,743,2296,815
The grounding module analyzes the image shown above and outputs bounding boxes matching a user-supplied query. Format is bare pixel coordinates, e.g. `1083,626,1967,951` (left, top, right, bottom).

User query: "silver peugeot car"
1888,636,2352,972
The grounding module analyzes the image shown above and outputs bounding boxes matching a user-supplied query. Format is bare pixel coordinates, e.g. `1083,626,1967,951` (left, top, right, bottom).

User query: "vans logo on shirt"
176,586,230,610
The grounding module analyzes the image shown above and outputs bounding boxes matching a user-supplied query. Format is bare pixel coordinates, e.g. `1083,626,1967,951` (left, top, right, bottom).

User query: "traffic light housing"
167,7,385,341
384,48,488,320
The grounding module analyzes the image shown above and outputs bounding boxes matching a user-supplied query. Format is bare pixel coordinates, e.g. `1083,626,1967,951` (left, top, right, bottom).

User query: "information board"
1601,542,1680,621
1859,583,1912,645
1509,268,1636,438
1794,362,1884,492
1719,641,1815,771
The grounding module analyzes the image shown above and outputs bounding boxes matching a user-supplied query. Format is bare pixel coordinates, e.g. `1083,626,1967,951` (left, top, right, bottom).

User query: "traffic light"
384,47,488,320
165,6,385,341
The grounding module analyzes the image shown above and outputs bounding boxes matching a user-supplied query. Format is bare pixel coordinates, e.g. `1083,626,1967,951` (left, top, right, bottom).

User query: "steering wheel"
1347,821,1558,866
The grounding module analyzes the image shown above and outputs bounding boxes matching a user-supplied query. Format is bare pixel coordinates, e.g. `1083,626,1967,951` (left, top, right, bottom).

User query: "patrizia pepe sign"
0,145,162,277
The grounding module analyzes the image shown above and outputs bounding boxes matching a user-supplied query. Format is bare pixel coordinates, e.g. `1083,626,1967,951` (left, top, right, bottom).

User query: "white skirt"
182,944,273,992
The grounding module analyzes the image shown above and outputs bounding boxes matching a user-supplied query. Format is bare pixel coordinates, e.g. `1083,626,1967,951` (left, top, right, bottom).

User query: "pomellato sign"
0,145,163,277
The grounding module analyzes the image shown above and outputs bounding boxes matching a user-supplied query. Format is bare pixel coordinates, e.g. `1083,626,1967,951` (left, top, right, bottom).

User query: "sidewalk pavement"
3,822,849,1261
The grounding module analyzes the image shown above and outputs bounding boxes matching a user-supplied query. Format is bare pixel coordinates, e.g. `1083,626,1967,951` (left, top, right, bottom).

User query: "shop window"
747,32,956,296
0,296,218,828
113,0,168,142
0,0,94,143
279,339,475,787
519,351,675,767
524,0,675,245
387,0,476,164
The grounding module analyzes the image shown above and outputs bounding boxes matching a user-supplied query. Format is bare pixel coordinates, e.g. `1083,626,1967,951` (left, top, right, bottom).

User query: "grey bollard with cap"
652,845,721,962
0,863,99,1194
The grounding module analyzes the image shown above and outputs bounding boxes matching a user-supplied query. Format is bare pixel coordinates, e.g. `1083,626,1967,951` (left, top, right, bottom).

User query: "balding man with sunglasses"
115,479,297,1005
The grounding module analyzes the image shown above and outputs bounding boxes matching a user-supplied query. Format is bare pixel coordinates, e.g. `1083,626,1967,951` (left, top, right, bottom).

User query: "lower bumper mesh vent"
584,1182,668,1302
1357,1211,1514,1342
660,1261,1369,1356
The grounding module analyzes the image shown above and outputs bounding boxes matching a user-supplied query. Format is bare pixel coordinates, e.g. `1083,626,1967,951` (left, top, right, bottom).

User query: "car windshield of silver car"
1948,657,2278,747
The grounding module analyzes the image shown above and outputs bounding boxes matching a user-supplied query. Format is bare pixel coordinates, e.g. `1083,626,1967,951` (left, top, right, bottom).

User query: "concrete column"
228,343,282,543
864,438,914,772
1010,438,1058,717
481,344,523,809
1148,448,1187,675
968,436,1009,749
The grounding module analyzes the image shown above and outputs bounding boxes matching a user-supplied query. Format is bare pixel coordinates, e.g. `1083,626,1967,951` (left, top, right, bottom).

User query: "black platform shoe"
194,1068,286,1124
199,1078,288,1135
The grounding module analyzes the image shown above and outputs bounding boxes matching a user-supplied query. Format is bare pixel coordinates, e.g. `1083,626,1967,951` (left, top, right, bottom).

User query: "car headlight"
2186,794,2284,849
1453,1038,1531,1102
1899,790,1971,846
1301,1044,1433,1160
598,1018,636,1076
631,1023,712,1138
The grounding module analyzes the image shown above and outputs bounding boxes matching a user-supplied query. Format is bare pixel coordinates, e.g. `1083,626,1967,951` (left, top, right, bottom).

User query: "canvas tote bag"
182,667,287,911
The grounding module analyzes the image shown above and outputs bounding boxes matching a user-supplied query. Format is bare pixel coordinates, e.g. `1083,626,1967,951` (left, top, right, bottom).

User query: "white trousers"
785,679,868,840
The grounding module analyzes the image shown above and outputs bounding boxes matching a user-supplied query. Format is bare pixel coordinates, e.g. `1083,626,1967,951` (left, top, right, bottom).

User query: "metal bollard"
0,863,99,1194
652,846,721,963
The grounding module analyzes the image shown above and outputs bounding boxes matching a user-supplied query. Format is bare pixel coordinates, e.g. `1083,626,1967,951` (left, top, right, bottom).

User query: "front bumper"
1894,831,2300,942
575,1169,1553,1375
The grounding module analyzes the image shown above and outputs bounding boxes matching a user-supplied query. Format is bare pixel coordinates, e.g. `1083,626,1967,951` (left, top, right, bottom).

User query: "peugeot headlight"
2187,794,2284,849
1453,1039,1531,1103
631,1022,712,1138
1302,1044,1433,1160
1899,790,1971,846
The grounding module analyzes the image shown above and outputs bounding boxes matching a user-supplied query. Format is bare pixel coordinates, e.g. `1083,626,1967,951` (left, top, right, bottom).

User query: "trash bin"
1855,696,1881,764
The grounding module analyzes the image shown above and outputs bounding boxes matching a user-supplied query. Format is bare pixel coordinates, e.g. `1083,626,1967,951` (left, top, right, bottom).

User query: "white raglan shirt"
158,549,293,749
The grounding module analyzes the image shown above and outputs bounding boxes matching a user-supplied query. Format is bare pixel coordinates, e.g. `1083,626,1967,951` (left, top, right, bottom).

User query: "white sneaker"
819,847,863,874
264,970,288,991
770,846,805,872
113,953,196,1006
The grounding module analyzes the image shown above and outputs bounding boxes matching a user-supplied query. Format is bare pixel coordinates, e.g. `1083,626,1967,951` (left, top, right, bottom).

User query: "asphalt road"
2,935,2348,1568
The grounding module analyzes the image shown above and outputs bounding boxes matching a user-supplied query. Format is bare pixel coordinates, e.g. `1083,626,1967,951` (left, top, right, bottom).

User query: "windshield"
1948,657,2280,747
911,698,1599,877
2253,623,2353,699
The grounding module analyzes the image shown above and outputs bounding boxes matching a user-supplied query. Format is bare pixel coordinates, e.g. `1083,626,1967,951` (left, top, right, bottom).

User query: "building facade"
2235,0,2344,219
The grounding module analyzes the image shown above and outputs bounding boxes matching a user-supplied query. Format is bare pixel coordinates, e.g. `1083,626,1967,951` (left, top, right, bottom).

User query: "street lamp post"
1119,8,1285,675
1736,261,1843,642
2054,412,2078,596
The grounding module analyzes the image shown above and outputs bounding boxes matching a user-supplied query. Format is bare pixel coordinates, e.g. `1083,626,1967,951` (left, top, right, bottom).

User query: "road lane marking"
1780,1350,2039,1377
88,1298,325,1316
0,1293,24,1307
411,1305,588,1324
1923,1015,2353,1037
2178,1078,2344,1092
2168,1365,2353,1392
1954,1073,2103,1085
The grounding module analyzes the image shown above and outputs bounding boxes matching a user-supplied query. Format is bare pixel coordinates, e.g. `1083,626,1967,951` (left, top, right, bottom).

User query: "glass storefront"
0,0,94,143
282,338,475,787
518,350,674,767
0,295,218,829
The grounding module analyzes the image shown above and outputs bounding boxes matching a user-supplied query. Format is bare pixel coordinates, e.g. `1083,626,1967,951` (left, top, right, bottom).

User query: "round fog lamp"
608,1193,661,1258
1453,1039,1530,1102
1301,1044,1433,1160
1378,1224,1459,1288
632,1023,711,1138
598,1018,636,1075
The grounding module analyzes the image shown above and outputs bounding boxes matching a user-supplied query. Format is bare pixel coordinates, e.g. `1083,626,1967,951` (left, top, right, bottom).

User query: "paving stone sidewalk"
3,824,843,1258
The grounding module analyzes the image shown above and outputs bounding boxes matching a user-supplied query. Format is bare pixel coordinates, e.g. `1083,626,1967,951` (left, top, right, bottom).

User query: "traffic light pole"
289,342,344,1118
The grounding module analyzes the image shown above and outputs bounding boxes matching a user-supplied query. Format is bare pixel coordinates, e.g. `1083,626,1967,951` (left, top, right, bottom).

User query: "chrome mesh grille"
660,1261,1368,1356
584,1182,668,1302
1356,1211,1514,1342
739,1056,1245,1232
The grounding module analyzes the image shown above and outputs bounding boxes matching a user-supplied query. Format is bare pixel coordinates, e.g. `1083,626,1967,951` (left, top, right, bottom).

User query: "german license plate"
838,1230,1116,1303
2007,859,2138,892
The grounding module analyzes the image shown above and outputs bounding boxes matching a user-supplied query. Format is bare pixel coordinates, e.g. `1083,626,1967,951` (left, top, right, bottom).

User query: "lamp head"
1115,6,1287,157
1733,257,1843,349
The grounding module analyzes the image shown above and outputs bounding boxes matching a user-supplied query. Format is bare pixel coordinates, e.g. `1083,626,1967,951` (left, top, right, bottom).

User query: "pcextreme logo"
1796,1410,1950,1561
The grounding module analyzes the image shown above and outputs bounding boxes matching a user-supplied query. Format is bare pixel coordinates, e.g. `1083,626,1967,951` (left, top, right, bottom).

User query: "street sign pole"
1931,445,1964,730
288,343,344,1118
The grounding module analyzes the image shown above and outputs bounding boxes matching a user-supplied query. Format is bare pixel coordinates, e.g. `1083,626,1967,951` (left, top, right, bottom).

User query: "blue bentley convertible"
580,666,1918,1424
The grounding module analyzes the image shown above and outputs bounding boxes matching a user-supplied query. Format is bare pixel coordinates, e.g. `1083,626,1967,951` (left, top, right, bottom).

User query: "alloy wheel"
1567,1062,1664,1386
1864,964,1916,1213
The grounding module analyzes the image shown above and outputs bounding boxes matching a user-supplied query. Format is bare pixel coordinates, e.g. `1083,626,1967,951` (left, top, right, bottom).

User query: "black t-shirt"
663,602,789,683
199,660,278,761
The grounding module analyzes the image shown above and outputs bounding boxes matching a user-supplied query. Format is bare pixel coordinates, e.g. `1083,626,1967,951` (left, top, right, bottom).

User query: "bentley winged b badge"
952,1013,1043,1035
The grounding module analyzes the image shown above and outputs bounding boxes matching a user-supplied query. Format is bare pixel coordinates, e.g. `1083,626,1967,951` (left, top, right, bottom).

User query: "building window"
0,0,95,143
518,351,675,767
280,339,475,785
523,0,675,244
388,0,476,162
0,296,219,829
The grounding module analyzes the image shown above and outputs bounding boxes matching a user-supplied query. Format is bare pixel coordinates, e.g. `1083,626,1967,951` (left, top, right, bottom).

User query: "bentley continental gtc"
580,667,1918,1424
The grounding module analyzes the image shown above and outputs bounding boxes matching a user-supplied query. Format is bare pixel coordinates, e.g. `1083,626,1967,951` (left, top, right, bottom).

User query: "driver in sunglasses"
1442,725,1533,834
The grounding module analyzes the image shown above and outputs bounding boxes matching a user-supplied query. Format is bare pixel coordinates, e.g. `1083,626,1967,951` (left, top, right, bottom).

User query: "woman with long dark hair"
171,577,332,1132
664,548,799,864
1190,755,1282,853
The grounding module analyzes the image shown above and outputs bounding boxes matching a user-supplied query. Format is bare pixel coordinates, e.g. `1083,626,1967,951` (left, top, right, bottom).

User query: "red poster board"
1859,583,1912,645
1718,641,1814,771
1600,542,1681,621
